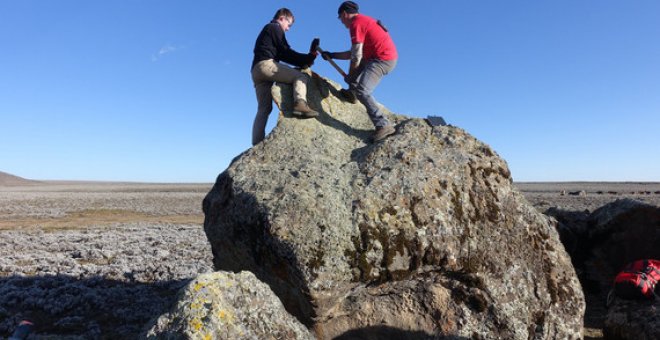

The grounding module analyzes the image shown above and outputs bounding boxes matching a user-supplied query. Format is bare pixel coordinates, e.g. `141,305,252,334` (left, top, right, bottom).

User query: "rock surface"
144,271,314,339
604,299,660,340
202,74,585,339
544,198,660,338
0,223,212,338
585,199,660,294
585,200,659,340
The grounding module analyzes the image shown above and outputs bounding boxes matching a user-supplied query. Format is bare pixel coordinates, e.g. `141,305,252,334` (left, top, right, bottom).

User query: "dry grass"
0,209,204,230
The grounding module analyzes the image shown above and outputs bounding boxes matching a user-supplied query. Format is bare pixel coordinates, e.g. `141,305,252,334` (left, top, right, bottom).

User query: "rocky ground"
515,182,660,212
0,181,658,338
0,183,214,339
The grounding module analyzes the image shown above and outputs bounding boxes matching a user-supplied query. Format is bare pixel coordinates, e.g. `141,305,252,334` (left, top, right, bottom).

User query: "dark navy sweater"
251,20,313,69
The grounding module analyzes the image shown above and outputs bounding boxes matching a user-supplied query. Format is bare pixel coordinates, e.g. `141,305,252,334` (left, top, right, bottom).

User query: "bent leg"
259,60,310,103
352,59,397,128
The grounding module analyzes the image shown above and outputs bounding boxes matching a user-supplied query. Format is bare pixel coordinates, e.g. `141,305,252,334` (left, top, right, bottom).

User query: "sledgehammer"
310,37,347,78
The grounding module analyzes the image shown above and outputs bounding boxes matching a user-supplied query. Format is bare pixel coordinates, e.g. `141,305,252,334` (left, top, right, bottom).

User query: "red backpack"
613,259,660,300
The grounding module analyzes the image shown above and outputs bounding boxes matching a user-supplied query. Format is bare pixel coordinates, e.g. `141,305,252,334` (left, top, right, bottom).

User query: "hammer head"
309,38,320,54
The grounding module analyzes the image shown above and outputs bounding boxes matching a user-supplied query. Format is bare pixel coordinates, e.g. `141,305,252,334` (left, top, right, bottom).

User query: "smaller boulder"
586,199,660,294
604,299,660,340
144,271,314,340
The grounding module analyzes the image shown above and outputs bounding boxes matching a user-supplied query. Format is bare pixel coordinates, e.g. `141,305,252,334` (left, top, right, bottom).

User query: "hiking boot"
293,99,319,118
339,88,357,104
373,124,395,142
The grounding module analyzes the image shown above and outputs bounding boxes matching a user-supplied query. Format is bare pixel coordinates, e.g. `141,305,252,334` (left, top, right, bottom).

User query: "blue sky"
1,1,659,182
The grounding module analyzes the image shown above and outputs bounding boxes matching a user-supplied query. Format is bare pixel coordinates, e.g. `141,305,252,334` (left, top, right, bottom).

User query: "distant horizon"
0,171,213,185
2,170,660,185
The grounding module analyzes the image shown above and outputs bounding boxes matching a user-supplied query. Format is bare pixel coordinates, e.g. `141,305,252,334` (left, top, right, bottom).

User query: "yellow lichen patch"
190,318,203,331
217,309,234,324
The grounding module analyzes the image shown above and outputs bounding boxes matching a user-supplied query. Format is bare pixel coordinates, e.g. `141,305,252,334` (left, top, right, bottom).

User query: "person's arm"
273,26,315,67
325,51,351,60
348,43,363,75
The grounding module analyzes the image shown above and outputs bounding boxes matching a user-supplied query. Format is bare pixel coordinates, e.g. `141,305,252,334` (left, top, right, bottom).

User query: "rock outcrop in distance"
0,171,39,186
199,72,585,339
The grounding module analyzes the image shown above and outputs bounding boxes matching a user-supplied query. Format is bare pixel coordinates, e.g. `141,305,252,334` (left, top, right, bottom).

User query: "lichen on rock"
202,73,585,339
144,271,314,339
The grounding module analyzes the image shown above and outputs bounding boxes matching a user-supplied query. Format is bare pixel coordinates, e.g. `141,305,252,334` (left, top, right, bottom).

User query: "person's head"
273,8,295,32
337,1,359,28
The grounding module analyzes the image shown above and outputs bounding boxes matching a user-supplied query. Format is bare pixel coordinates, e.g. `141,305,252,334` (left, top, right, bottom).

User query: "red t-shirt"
350,14,398,61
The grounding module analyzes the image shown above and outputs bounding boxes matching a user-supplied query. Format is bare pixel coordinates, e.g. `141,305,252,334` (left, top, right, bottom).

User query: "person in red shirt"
322,1,398,142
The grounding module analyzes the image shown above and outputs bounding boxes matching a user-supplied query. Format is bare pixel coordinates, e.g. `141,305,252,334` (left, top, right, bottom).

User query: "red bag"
613,259,660,300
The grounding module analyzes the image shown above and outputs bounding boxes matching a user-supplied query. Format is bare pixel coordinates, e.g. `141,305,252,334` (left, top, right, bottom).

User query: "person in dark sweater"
251,8,318,146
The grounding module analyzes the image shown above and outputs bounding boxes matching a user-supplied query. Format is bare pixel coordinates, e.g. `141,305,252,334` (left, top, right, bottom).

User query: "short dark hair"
338,1,359,15
273,8,294,23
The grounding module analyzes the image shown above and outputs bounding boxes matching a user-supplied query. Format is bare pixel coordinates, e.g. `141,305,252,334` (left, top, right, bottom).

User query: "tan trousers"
251,59,310,145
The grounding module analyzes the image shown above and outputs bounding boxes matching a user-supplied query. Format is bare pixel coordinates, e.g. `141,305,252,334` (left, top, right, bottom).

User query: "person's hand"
343,73,351,84
304,53,315,67
321,51,332,60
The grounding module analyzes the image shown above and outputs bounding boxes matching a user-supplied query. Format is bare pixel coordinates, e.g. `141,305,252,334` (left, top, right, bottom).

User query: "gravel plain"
0,182,213,339
516,181,660,212
0,181,658,338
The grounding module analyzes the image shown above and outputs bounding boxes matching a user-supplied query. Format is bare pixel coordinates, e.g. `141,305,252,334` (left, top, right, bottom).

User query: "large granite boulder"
144,271,313,339
202,73,585,339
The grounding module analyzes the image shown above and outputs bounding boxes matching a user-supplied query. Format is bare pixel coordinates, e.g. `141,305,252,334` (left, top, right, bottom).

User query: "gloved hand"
321,51,333,61
304,53,316,67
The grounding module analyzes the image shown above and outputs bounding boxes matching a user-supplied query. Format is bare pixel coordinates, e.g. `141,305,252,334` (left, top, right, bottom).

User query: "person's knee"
295,72,310,84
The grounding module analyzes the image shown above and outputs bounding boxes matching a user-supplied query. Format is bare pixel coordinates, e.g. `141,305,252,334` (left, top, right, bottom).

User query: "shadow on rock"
0,274,189,339
333,326,470,340
310,73,372,142
203,172,316,326
548,199,660,293
545,198,660,333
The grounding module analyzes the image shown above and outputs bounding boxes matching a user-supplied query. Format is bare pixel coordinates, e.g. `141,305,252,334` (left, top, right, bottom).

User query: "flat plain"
0,182,214,338
0,181,659,338
516,181,660,211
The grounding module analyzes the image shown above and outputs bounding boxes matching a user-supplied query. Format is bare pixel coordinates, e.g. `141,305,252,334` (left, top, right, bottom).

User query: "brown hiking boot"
293,99,319,118
373,124,395,142
339,88,357,104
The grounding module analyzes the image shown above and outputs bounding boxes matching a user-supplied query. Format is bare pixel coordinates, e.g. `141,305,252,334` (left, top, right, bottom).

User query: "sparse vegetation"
0,183,213,338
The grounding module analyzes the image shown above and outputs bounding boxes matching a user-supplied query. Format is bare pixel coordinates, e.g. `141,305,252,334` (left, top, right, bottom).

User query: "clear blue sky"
2,1,659,182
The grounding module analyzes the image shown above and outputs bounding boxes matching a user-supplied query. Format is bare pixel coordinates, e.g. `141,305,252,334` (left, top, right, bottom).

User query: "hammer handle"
316,47,347,77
